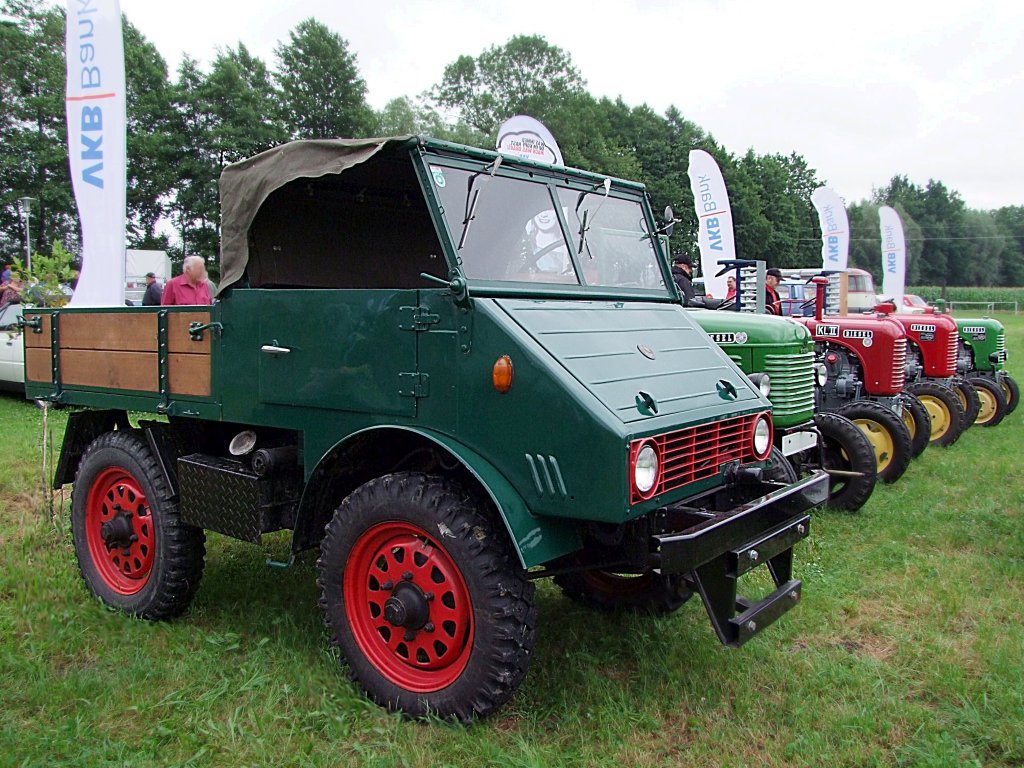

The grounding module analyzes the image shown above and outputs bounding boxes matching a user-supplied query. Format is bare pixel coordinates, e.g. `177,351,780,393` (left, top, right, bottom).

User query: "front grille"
764,351,815,422
630,414,759,504
997,332,1007,364
945,330,958,373
890,338,907,390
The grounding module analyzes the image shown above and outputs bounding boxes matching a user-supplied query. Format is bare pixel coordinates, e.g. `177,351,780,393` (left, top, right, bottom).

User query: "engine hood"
493,298,766,425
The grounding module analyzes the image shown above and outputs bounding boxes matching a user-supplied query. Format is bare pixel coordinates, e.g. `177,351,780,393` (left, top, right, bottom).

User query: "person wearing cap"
765,268,783,315
142,271,163,306
671,254,695,303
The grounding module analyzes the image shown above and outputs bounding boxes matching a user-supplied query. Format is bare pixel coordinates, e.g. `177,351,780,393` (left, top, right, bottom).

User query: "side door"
256,289,419,418
0,304,23,385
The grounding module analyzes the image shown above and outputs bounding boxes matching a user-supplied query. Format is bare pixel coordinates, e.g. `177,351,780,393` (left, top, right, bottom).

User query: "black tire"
813,412,877,512
554,566,692,617
905,380,965,447
967,375,1008,427
899,392,931,459
999,373,1019,415
763,445,799,483
952,376,981,429
71,431,206,620
317,472,537,722
836,400,913,484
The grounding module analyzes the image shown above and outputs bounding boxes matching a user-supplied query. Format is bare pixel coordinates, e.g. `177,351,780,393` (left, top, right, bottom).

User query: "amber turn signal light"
492,355,513,393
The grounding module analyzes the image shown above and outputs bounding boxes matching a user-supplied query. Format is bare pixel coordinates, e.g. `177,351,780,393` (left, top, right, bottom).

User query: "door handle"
261,344,291,355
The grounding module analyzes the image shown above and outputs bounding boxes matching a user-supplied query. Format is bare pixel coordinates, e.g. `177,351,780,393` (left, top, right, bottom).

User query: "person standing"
161,255,212,306
765,268,783,315
141,272,163,306
671,254,695,304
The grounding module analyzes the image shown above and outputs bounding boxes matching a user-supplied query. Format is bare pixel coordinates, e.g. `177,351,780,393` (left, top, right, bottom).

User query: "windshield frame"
413,147,676,301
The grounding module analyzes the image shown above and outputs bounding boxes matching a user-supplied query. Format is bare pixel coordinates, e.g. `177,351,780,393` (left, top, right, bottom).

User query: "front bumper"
651,470,829,646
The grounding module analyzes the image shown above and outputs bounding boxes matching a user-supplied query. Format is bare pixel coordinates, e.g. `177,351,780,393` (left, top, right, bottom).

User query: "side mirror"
662,206,675,237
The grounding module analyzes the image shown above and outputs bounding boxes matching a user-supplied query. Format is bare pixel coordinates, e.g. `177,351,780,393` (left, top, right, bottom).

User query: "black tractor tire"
317,472,537,722
905,380,965,447
836,400,913,484
71,431,206,620
999,373,1019,415
763,445,799,484
967,375,1008,427
554,567,693,617
813,412,877,512
899,392,932,459
952,376,981,430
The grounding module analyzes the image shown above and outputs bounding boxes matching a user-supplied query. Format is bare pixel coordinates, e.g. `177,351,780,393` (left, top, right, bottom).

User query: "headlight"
752,414,772,460
749,373,771,398
814,363,828,387
633,441,660,497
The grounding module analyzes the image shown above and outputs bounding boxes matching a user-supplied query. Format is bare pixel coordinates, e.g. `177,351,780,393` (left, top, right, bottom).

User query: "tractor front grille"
764,351,815,423
890,338,907,390
945,329,958,373
996,332,1007,364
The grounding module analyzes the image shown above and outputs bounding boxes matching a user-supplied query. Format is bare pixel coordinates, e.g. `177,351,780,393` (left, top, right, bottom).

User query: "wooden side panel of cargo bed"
28,310,212,397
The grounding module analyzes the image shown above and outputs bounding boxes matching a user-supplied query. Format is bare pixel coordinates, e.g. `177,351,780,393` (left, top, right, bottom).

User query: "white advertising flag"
66,0,126,307
879,206,906,309
811,187,849,271
496,115,564,166
687,150,735,299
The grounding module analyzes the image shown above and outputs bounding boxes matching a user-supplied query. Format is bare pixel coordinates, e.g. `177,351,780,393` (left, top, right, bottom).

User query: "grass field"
1,315,1022,767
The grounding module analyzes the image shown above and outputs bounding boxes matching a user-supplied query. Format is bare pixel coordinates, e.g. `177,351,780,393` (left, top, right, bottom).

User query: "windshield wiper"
575,177,611,257
458,156,502,250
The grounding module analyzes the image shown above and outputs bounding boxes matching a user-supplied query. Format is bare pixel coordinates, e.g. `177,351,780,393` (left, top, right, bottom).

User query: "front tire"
317,472,537,721
905,380,965,447
71,431,206,620
998,373,1019,415
968,375,1008,427
836,400,913,484
899,392,932,459
952,376,981,429
813,412,877,512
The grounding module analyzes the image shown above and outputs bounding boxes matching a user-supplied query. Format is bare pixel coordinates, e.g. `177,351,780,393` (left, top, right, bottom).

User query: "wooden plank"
23,313,51,348
60,312,157,351
60,349,158,391
25,347,52,382
168,310,212,354
168,353,211,396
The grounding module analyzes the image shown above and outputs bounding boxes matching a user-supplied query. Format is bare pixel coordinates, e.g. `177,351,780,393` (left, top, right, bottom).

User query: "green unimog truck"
23,136,827,721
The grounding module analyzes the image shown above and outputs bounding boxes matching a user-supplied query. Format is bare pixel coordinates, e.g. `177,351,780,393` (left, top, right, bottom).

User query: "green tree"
993,206,1024,285
275,18,372,139
432,35,587,136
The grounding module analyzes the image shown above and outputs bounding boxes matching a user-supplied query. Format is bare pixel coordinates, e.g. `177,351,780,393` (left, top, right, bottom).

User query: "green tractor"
955,317,1018,425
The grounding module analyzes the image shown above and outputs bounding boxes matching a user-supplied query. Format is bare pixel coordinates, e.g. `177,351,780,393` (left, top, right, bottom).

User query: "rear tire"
952,376,981,429
71,431,206,620
836,400,913,484
317,472,537,721
899,392,931,459
905,380,965,447
968,375,1008,427
999,373,1019,415
812,412,877,512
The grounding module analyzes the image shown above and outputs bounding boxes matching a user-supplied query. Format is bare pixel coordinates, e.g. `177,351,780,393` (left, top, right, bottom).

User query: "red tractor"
794,278,917,483
883,307,972,446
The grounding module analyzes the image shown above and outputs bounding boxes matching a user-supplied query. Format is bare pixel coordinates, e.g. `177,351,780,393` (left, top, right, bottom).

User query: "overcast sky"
113,0,1023,211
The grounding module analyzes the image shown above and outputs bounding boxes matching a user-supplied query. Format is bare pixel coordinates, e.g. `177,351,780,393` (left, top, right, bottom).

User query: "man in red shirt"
161,255,213,306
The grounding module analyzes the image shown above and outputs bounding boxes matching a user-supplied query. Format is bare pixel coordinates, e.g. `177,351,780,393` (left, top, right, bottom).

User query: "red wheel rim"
344,522,473,692
84,467,155,595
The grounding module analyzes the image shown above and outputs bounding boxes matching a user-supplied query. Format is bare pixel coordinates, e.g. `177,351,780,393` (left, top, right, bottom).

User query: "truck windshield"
429,163,668,293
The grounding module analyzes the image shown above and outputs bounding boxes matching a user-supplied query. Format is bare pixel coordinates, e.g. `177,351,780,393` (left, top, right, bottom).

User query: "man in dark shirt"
141,272,163,306
765,268,783,314
671,254,695,304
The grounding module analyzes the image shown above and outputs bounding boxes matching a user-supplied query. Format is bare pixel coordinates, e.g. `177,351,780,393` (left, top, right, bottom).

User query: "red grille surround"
629,413,771,505
945,330,958,374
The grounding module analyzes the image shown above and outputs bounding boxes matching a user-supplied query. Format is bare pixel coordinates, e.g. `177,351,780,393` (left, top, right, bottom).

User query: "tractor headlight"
752,414,772,460
749,373,771,398
633,441,660,497
813,363,828,387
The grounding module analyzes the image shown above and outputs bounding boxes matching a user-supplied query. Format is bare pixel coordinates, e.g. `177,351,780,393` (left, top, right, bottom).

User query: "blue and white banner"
687,150,735,299
811,186,849,271
65,0,126,306
879,206,906,309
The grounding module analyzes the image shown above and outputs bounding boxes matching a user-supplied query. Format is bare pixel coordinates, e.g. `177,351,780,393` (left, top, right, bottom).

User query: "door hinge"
399,306,441,331
398,372,430,398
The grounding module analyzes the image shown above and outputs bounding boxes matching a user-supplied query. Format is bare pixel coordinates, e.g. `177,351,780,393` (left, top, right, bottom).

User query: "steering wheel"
529,240,565,269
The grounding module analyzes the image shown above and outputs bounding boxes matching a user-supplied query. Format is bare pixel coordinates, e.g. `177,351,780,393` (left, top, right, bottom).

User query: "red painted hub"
344,522,473,692
84,467,155,595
